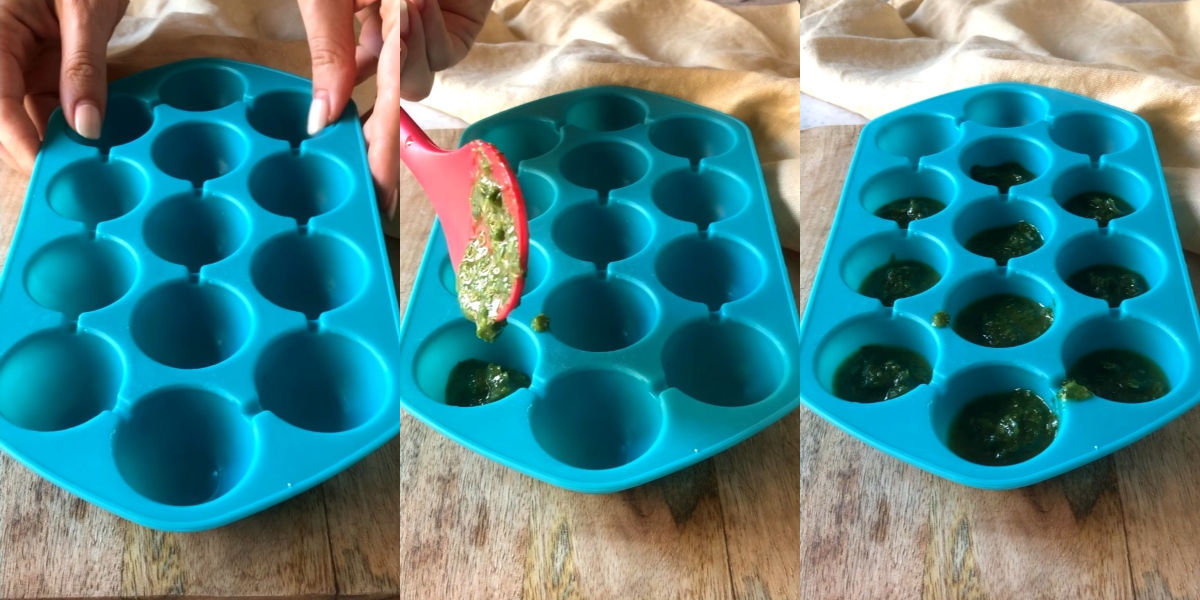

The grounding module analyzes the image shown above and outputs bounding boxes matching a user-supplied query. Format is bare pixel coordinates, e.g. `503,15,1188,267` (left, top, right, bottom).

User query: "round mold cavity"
24,235,136,317
144,192,249,271
158,66,246,111
952,198,1055,265
249,152,352,223
251,232,366,319
560,141,650,194
516,170,555,220
565,94,647,131
131,281,251,369
815,313,939,401
656,235,763,311
247,90,314,145
652,168,748,229
114,387,253,506
1052,164,1150,227
46,158,147,226
151,122,248,185
530,369,662,470
543,275,657,352
1063,316,1184,403
0,331,121,431
875,113,961,161
1057,231,1164,307
256,331,387,432
962,89,1048,128
1049,111,1138,160
67,95,153,148
648,116,736,164
663,320,784,407
860,166,957,227
413,319,538,405
551,202,652,267
932,364,1058,466
959,137,1052,191
840,230,948,306
946,271,1057,348
473,118,560,166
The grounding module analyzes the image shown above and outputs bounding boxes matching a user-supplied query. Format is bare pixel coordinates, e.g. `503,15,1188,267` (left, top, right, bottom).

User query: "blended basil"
833,345,932,403
1064,191,1133,227
932,310,951,328
965,221,1044,265
970,161,1035,193
949,388,1058,466
858,258,941,306
1066,264,1148,307
531,313,550,332
1068,349,1169,403
874,196,945,228
445,359,531,407
456,151,523,342
953,294,1053,347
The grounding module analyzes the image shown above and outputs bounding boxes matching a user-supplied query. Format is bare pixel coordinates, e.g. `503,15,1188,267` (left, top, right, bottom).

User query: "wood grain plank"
323,439,403,596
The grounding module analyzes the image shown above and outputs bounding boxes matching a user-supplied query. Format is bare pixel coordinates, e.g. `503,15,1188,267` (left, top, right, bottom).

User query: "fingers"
57,0,125,140
355,4,383,83
397,0,433,100
366,4,403,213
298,0,358,135
0,50,39,171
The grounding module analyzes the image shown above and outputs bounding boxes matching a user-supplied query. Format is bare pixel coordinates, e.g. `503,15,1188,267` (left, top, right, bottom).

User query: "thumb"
58,1,121,140
298,0,357,136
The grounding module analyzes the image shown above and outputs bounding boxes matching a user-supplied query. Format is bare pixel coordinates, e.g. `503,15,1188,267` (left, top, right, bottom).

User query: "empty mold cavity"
560,141,650,196
144,192,248,271
814,313,938,401
473,119,560,166
413,319,537,404
46,158,146,226
860,166,956,228
959,137,1052,192
946,271,1056,348
131,282,251,369
1063,316,1183,403
256,331,386,432
158,66,245,111
0,331,121,431
24,235,136,317
531,370,661,470
652,168,748,229
663,320,783,406
648,116,736,165
875,113,960,162
250,152,351,223
247,90,314,145
543,275,657,352
840,230,948,306
953,198,1054,265
251,232,365,318
1052,164,1150,227
551,202,651,268
114,388,252,506
565,94,647,131
1057,232,1163,307
151,122,248,185
962,89,1048,128
67,95,153,148
516,170,555,220
1049,111,1137,160
656,235,762,311
932,364,1058,466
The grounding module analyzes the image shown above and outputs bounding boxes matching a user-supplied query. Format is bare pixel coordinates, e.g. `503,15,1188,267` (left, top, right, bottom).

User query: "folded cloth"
800,0,1200,254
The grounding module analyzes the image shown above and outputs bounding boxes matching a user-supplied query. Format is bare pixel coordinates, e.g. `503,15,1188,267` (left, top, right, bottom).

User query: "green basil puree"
1066,264,1148,307
874,197,945,228
953,294,1053,347
445,359,531,407
531,313,550,332
949,388,1057,466
456,153,523,342
965,221,1043,265
833,345,932,403
858,258,940,306
1064,192,1133,226
970,162,1035,193
932,311,950,328
1058,379,1092,401
1068,349,1169,403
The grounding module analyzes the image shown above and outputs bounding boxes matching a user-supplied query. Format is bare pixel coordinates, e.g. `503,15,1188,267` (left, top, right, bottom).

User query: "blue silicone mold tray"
798,83,1200,488
0,59,402,530
396,86,801,492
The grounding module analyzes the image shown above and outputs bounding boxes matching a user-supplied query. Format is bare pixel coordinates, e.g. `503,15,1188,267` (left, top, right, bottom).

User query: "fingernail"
307,93,329,136
74,102,102,140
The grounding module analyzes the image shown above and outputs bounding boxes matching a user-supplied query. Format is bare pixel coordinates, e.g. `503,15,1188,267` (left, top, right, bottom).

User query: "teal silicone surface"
0,59,402,530
396,87,801,492
797,83,1200,488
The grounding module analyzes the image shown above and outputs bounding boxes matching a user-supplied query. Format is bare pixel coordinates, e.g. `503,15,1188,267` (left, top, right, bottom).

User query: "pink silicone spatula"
396,107,528,323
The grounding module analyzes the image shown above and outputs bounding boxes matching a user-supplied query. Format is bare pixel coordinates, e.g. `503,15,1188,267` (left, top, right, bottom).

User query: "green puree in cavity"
953,294,1053,347
1065,191,1133,226
874,197,945,228
965,221,1043,265
1067,264,1149,307
445,359,531,407
1068,349,1169,403
858,258,940,306
456,152,523,342
833,345,932,403
970,162,1035,193
949,388,1058,466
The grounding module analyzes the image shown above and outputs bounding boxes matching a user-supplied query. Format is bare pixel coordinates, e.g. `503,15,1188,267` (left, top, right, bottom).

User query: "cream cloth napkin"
800,0,1200,254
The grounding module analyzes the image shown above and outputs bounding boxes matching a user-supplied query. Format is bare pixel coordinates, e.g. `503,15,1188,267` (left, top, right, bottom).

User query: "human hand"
0,0,128,172
297,0,493,212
